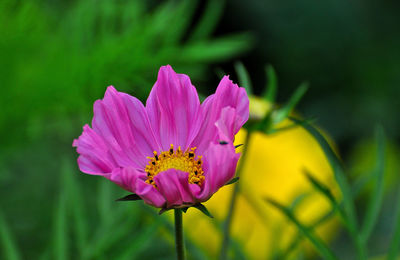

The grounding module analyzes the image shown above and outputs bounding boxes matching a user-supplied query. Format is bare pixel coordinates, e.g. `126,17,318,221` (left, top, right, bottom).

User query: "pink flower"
73,65,249,209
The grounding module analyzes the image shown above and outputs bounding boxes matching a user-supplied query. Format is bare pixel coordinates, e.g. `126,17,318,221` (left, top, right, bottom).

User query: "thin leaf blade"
263,64,278,102
266,199,338,260
360,125,386,244
0,211,21,260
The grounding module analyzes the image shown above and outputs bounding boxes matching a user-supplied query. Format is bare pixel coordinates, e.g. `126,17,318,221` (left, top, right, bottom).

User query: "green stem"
219,131,252,260
174,209,185,260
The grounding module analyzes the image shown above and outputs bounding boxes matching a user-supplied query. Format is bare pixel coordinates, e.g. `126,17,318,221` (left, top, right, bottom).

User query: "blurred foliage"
219,0,400,141
349,138,400,194
0,0,252,148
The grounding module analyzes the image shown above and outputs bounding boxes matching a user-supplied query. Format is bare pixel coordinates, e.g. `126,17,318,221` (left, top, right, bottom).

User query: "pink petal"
136,179,166,208
154,169,196,208
191,76,249,153
195,142,240,201
145,65,201,152
106,167,143,193
91,86,159,169
73,124,117,175
215,107,243,142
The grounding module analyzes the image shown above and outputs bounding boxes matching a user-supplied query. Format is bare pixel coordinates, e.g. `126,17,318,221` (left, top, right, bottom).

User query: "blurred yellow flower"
183,97,339,259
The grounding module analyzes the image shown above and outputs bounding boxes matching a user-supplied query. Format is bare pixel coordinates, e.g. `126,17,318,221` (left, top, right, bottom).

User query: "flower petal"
195,142,240,201
136,180,166,208
215,107,243,142
91,86,160,169
191,76,249,152
106,167,142,192
146,65,201,152
73,124,117,175
154,169,196,208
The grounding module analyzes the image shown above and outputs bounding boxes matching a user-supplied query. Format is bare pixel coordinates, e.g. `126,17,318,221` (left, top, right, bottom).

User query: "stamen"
145,144,205,188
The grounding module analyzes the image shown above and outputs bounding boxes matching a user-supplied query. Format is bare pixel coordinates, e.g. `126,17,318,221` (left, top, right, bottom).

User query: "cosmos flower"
73,65,249,209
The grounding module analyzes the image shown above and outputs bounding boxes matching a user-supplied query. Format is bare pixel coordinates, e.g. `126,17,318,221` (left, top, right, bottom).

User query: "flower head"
73,65,249,209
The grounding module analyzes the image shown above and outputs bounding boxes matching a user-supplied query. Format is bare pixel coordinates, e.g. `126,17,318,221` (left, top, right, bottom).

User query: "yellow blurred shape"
183,98,339,259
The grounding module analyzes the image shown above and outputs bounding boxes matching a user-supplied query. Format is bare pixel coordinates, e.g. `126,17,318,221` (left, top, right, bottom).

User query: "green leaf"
158,207,170,215
263,64,278,102
387,190,400,260
0,211,21,260
164,1,198,45
214,67,226,79
251,109,274,133
62,159,88,258
266,199,338,260
360,125,386,245
114,223,160,260
302,170,353,231
116,194,142,201
234,61,253,95
268,117,316,135
273,83,308,124
189,0,225,41
97,179,112,225
53,190,68,260
292,118,367,260
289,192,311,211
225,177,240,186
278,207,337,259
180,33,253,63
193,203,214,218
303,170,338,208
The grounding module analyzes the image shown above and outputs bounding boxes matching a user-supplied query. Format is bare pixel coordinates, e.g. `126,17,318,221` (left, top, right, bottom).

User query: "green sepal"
193,203,214,218
158,203,213,218
225,177,240,186
249,109,274,133
158,207,170,215
273,82,308,125
115,194,142,202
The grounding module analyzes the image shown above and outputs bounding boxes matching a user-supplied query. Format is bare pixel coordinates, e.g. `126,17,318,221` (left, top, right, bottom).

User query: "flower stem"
220,131,252,260
174,209,185,260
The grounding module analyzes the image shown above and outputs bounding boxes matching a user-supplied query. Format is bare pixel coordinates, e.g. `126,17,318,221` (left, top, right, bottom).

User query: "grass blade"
303,170,338,209
98,179,112,225
387,190,400,260
266,199,338,260
53,191,68,260
115,223,159,260
278,208,337,259
360,126,386,245
189,0,225,41
291,117,367,260
273,83,308,124
234,61,253,95
0,211,21,260
263,64,278,102
62,159,88,259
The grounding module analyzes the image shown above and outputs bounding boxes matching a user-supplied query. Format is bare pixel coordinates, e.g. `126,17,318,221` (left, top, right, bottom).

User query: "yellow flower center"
145,144,205,188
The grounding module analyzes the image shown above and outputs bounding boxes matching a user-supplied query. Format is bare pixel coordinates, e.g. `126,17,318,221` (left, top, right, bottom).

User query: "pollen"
145,144,205,188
